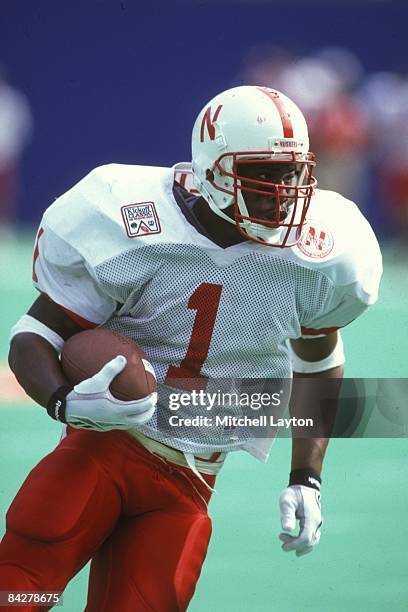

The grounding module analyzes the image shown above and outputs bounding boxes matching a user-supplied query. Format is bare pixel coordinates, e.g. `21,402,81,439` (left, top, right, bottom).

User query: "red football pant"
0,429,215,611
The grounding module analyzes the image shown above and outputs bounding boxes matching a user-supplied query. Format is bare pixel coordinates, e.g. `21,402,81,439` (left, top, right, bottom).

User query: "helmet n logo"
200,104,223,142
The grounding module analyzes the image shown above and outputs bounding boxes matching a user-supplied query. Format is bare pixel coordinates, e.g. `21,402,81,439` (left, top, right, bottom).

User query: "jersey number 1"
164,282,223,391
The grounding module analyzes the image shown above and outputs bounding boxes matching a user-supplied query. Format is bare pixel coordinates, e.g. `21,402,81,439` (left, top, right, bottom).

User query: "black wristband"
46,385,72,423
289,468,322,492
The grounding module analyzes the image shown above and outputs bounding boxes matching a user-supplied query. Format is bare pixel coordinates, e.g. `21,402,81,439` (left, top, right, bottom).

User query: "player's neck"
192,198,246,249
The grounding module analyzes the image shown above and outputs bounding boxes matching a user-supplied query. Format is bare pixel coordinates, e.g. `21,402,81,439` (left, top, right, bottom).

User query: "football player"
0,86,382,611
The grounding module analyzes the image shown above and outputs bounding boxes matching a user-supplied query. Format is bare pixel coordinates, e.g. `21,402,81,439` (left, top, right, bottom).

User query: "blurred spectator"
0,65,33,232
236,46,372,213
359,71,408,241
280,49,371,209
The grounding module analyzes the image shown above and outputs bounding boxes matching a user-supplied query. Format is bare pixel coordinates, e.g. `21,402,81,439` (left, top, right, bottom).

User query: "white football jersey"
32,162,382,460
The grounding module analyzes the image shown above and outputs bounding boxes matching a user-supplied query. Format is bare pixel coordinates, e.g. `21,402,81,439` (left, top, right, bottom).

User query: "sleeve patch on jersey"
297,221,334,258
121,201,162,238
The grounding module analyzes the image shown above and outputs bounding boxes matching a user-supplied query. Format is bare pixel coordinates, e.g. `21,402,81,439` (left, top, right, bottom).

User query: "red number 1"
164,282,223,390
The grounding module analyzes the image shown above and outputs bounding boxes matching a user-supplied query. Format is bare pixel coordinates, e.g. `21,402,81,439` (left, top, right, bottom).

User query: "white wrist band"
289,332,345,374
9,314,65,354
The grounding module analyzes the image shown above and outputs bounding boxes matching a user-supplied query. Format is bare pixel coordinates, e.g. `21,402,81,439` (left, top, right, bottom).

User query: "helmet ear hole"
206,169,214,182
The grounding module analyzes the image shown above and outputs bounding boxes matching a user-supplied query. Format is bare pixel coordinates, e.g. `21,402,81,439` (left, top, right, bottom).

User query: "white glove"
65,355,157,432
279,485,323,557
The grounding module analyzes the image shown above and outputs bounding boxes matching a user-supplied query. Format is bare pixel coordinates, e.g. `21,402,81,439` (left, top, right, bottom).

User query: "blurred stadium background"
1,1,407,610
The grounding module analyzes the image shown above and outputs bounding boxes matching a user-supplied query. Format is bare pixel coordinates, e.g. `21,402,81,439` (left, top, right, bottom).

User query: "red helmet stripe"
257,87,294,138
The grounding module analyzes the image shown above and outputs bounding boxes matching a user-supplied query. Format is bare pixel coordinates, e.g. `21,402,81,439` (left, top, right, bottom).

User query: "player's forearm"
8,333,69,408
291,438,329,475
290,365,344,475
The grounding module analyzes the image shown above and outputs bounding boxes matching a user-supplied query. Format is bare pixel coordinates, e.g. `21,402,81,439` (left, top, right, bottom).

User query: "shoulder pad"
290,189,382,304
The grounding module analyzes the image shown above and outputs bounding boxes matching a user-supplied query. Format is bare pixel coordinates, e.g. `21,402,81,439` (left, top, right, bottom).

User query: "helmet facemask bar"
208,151,317,247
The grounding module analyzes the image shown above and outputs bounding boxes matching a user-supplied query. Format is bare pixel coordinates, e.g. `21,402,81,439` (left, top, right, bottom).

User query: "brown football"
61,328,157,401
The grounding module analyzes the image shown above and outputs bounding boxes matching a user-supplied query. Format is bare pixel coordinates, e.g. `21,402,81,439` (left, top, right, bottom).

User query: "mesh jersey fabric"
98,242,332,454
31,162,382,460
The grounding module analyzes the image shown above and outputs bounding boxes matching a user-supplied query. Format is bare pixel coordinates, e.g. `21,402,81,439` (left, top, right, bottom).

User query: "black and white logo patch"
121,202,161,238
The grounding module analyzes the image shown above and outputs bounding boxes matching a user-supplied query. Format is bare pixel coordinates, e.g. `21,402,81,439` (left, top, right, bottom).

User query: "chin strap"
244,221,283,244
202,192,284,245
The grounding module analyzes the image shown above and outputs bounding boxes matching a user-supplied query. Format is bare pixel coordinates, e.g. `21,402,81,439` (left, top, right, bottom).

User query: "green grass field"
1,233,407,611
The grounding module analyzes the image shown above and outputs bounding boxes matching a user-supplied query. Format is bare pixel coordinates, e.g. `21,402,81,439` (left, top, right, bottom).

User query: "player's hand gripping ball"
60,328,157,431
61,328,157,400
